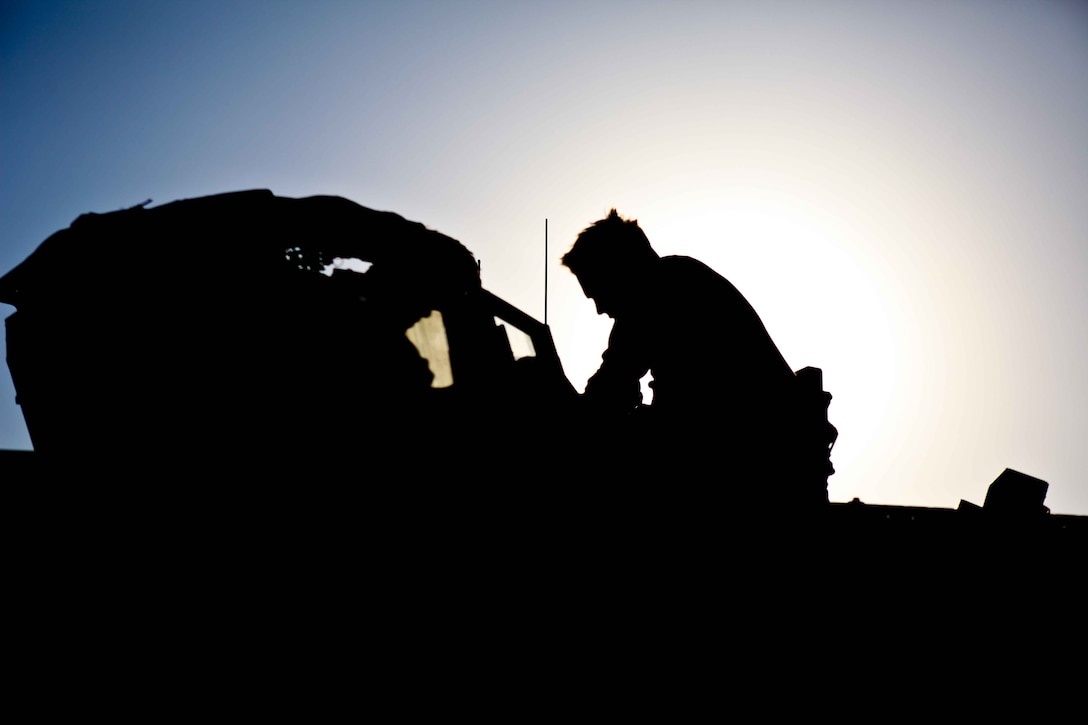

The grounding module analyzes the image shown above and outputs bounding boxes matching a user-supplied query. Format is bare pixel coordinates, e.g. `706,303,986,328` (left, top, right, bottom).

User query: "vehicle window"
405,310,453,388
496,317,537,361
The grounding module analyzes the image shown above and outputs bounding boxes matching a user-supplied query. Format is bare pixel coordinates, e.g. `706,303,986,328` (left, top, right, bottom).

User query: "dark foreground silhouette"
1,192,1083,683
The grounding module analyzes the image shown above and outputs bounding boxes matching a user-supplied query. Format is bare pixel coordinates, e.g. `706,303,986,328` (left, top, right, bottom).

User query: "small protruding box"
983,468,1050,516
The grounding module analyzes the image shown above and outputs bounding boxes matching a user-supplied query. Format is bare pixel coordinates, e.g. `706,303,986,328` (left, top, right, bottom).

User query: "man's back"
637,255,794,418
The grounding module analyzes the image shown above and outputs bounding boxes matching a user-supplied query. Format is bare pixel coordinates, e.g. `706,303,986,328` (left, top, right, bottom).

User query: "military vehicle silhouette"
1,190,1082,568
0,190,582,480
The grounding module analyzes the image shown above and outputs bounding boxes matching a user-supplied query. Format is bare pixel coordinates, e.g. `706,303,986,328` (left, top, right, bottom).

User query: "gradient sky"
2,1,1086,514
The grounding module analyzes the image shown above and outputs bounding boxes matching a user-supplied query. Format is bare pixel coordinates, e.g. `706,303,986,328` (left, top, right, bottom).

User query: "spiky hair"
561,209,658,277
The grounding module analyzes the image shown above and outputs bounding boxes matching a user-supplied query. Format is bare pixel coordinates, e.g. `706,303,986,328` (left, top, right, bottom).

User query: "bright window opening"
405,310,453,388
497,318,537,361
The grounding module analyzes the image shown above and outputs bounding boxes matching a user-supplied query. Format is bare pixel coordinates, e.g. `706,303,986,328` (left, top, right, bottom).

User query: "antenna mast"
544,218,548,325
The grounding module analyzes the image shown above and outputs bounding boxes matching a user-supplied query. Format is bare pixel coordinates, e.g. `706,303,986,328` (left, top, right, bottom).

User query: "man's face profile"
576,271,625,318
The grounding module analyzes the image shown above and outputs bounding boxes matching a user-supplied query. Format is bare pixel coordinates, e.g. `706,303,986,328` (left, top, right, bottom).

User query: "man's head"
562,209,659,317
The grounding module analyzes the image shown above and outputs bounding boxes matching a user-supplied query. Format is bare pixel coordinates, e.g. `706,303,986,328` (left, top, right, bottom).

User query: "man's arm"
582,322,647,414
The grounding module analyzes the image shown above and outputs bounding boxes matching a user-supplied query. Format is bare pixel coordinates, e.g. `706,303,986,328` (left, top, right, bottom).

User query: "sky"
2,0,1086,515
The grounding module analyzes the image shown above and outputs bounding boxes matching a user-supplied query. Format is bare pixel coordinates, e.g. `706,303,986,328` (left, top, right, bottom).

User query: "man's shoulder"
658,255,733,287
660,254,702,266
656,255,759,313
660,254,719,273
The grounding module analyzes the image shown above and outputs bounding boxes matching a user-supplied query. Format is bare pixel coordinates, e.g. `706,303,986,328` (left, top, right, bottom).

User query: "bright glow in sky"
2,1,1086,514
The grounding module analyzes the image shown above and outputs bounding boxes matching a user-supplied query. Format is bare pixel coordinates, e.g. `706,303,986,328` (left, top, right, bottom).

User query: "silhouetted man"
563,209,818,506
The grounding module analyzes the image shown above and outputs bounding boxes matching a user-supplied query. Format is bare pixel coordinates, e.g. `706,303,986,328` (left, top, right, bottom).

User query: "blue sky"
3,1,1086,514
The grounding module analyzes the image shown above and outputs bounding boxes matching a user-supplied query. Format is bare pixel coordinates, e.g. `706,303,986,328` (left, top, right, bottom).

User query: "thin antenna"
544,218,548,325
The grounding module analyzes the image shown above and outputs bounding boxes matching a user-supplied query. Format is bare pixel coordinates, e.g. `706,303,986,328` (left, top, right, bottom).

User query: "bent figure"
563,209,828,508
